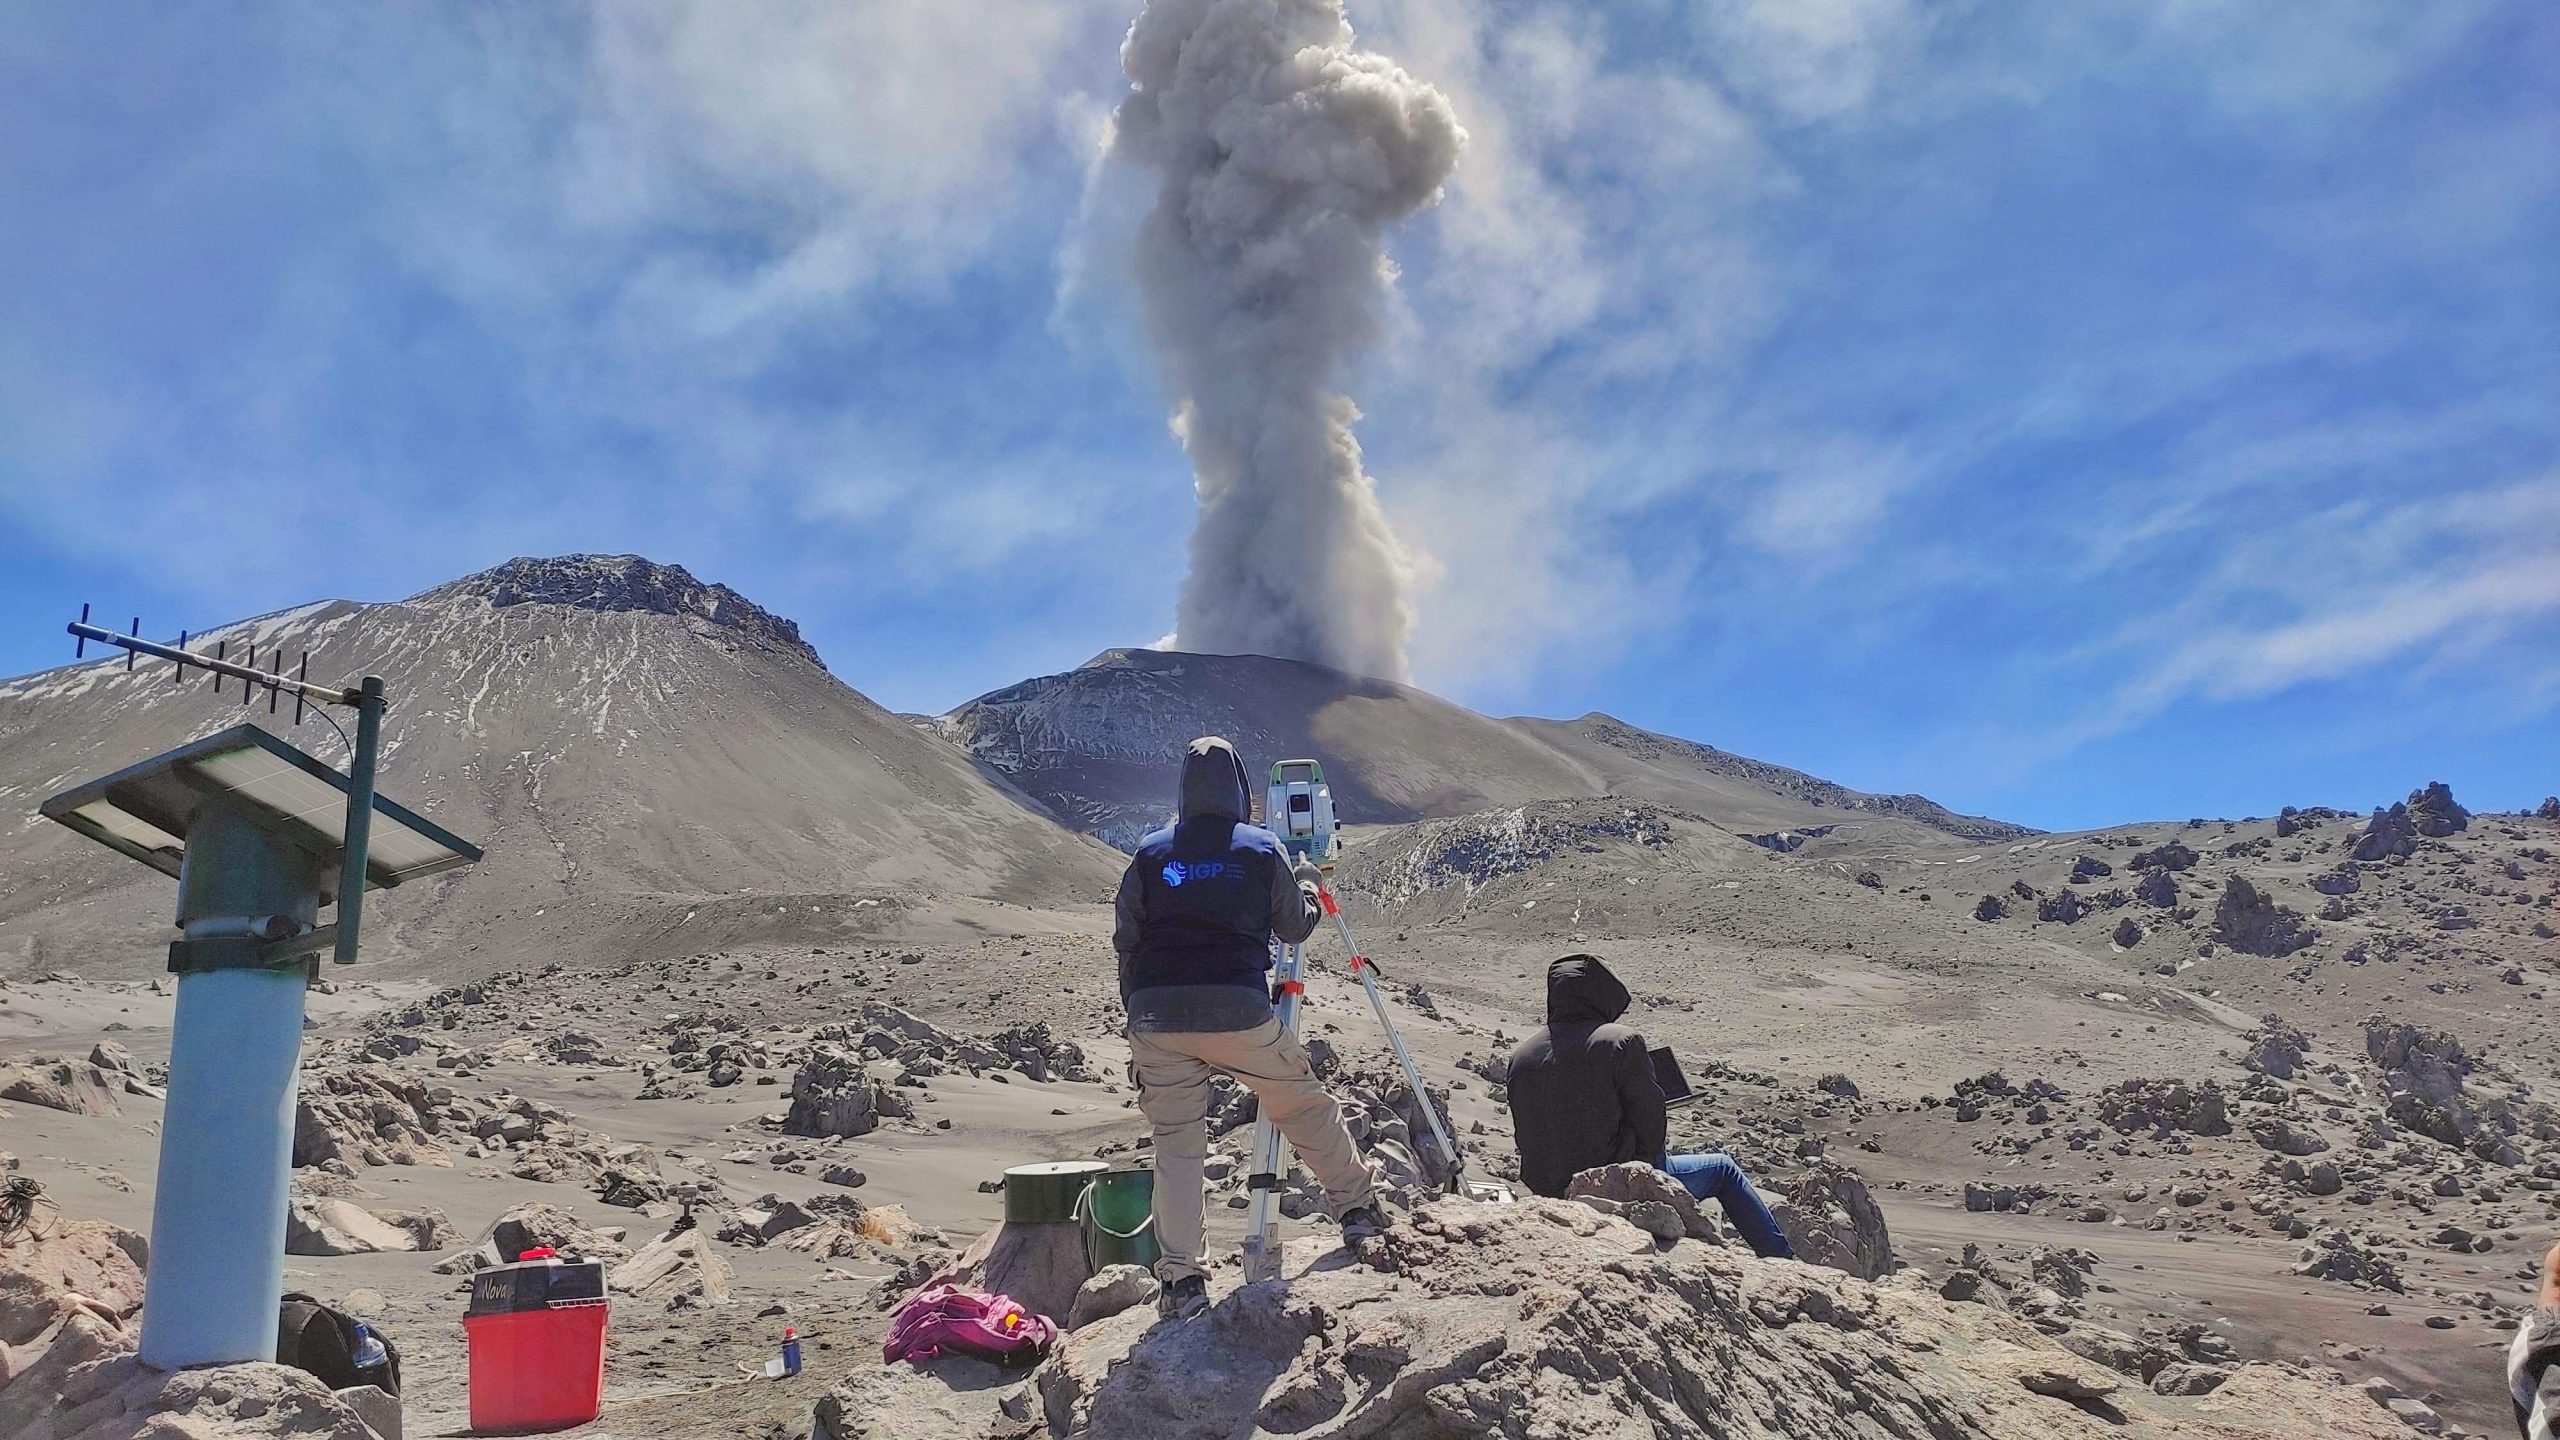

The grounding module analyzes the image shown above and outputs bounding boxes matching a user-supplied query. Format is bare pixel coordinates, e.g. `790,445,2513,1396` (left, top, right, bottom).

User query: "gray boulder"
1025,1198,2418,1440
1769,1164,1894,1280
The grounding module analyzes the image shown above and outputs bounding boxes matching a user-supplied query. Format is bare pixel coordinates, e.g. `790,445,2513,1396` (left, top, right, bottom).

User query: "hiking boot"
1156,1274,1208,1321
1338,1203,1388,1241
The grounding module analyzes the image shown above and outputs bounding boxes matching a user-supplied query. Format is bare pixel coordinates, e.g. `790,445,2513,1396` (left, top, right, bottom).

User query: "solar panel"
40,723,481,890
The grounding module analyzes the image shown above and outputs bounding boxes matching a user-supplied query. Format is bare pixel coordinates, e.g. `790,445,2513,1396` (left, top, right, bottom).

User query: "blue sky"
2,1,2553,832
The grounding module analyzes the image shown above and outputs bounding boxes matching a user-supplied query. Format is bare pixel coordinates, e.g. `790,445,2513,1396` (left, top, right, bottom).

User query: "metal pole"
64,621,357,707
333,676,384,965
1318,888,1465,1191
1240,940,1309,1283
137,803,322,1368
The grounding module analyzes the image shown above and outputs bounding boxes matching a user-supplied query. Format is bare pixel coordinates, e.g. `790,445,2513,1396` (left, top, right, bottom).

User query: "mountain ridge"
942,646,2032,849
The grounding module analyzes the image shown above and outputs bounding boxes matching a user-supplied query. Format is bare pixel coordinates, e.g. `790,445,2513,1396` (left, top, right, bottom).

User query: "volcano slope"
1317,787,2559,1436
942,647,2029,850
0,562,2549,1437
0,555,1121,981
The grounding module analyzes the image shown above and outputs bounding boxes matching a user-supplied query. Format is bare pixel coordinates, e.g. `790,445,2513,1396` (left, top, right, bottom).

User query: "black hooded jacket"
1503,955,1668,1198
1114,737,1321,999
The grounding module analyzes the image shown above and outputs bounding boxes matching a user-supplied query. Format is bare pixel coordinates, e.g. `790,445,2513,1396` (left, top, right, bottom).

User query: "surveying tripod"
1241,760,1494,1284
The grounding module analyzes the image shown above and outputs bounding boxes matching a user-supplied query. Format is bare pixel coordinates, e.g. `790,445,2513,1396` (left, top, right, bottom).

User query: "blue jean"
1660,1153,1796,1259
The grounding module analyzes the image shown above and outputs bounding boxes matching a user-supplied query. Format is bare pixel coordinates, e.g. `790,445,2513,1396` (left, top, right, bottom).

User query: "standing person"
1504,954,1797,1260
2514,1237,2560,1439
1116,737,1385,1321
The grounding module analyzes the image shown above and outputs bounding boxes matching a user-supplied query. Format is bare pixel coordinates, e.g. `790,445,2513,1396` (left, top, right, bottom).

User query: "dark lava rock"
2130,841,2197,872
2352,804,2418,863
2404,781,2469,838
2212,876,2315,957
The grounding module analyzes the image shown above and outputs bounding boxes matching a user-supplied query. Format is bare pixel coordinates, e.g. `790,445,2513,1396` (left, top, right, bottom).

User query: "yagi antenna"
63,607,390,968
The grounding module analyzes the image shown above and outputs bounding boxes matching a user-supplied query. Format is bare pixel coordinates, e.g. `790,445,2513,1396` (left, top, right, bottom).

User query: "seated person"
1504,954,1795,1259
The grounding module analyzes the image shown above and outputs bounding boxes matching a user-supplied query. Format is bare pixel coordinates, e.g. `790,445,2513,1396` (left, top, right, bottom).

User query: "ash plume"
1110,0,1463,682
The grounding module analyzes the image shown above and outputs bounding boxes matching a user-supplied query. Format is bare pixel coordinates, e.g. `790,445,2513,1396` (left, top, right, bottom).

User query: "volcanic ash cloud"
1111,0,1463,682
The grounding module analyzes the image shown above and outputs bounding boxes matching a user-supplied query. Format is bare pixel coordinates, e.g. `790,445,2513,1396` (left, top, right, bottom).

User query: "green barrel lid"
1003,1160,1108,1225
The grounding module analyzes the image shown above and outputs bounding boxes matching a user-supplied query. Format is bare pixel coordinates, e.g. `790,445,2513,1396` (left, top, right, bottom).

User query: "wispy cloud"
2,0,2551,823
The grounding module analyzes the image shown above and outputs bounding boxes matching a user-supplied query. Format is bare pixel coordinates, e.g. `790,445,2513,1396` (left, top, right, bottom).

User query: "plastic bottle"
350,1322,388,1372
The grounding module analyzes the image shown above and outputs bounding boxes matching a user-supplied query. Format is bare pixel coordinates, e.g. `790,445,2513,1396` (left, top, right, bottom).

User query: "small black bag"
277,1291,401,1396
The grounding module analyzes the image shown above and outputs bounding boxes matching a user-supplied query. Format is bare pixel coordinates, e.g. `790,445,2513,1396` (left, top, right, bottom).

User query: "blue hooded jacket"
1114,737,1321,1003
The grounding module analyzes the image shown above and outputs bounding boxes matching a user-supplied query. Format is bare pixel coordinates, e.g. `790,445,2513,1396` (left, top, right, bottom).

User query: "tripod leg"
1326,904,1466,1191
1241,942,1307,1282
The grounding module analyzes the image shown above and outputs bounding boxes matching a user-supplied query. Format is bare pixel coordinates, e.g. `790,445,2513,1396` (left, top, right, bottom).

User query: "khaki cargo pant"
1130,1017,1375,1286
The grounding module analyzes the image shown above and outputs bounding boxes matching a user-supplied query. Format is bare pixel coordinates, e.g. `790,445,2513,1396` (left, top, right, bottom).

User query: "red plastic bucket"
464,1298,607,1432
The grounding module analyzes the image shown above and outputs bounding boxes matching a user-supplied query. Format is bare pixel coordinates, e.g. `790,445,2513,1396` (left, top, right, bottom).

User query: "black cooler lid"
466,1257,606,1316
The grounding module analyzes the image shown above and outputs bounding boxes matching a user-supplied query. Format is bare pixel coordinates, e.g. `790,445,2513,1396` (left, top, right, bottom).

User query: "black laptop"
1650,1047,1702,1109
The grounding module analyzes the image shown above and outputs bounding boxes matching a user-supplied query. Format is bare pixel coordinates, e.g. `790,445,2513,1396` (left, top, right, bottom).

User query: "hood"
1178,736,1252,822
1545,954,1630,1026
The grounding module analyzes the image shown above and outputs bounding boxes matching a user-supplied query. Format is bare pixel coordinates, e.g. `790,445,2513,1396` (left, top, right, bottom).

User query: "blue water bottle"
351,1322,388,1371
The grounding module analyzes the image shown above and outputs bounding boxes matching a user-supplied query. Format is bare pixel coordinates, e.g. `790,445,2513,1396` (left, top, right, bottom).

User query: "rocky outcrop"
2363,1019,2538,1163
2239,1018,2310,1080
784,1048,900,1140
292,1064,468,1168
1566,1162,1717,1243
610,1229,732,1306
1767,1164,1893,1279
2097,1079,2231,1136
0,1057,122,1117
2291,1228,2403,1292
285,1198,420,1257
433,1200,628,1274
410,553,822,666
1066,1266,1158,1330
2402,781,2467,837
5,1357,392,1440
2212,876,2314,957
1973,894,2009,922
2351,804,2418,862
2130,841,2197,872
0,1211,146,1390
2133,869,2178,907
1011,1199,2416,1439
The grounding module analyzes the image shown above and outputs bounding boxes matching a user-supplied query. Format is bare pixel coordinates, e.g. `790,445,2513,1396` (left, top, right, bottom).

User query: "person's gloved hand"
1293,856,1325,890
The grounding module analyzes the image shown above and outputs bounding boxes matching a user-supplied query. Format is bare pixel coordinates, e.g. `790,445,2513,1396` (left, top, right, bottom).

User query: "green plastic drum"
1080,1165,1159,1271
1003,1160,1107,1225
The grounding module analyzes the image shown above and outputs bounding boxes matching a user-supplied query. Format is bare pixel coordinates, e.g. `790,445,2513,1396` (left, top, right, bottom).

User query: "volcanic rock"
2212,876,2314,957
5,1357,391,1440
1066,1265,1159,1330
2037,888,2090,924
0,1212,146,1388
432,1201,627,1274
2352,804,2418,863
784,1048,895,1140
2240,1017,2310,1079
1565,1162,1715,1243
2403,781,2468,837
2097,1079,2230,1136
1767,1163,1894,1279
2131,841,2197,872
610,1229,732,1305
2292,1228,2403,1292
0,1057,120,1118
1022,1198,2414,1439
285,1197,419,1257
